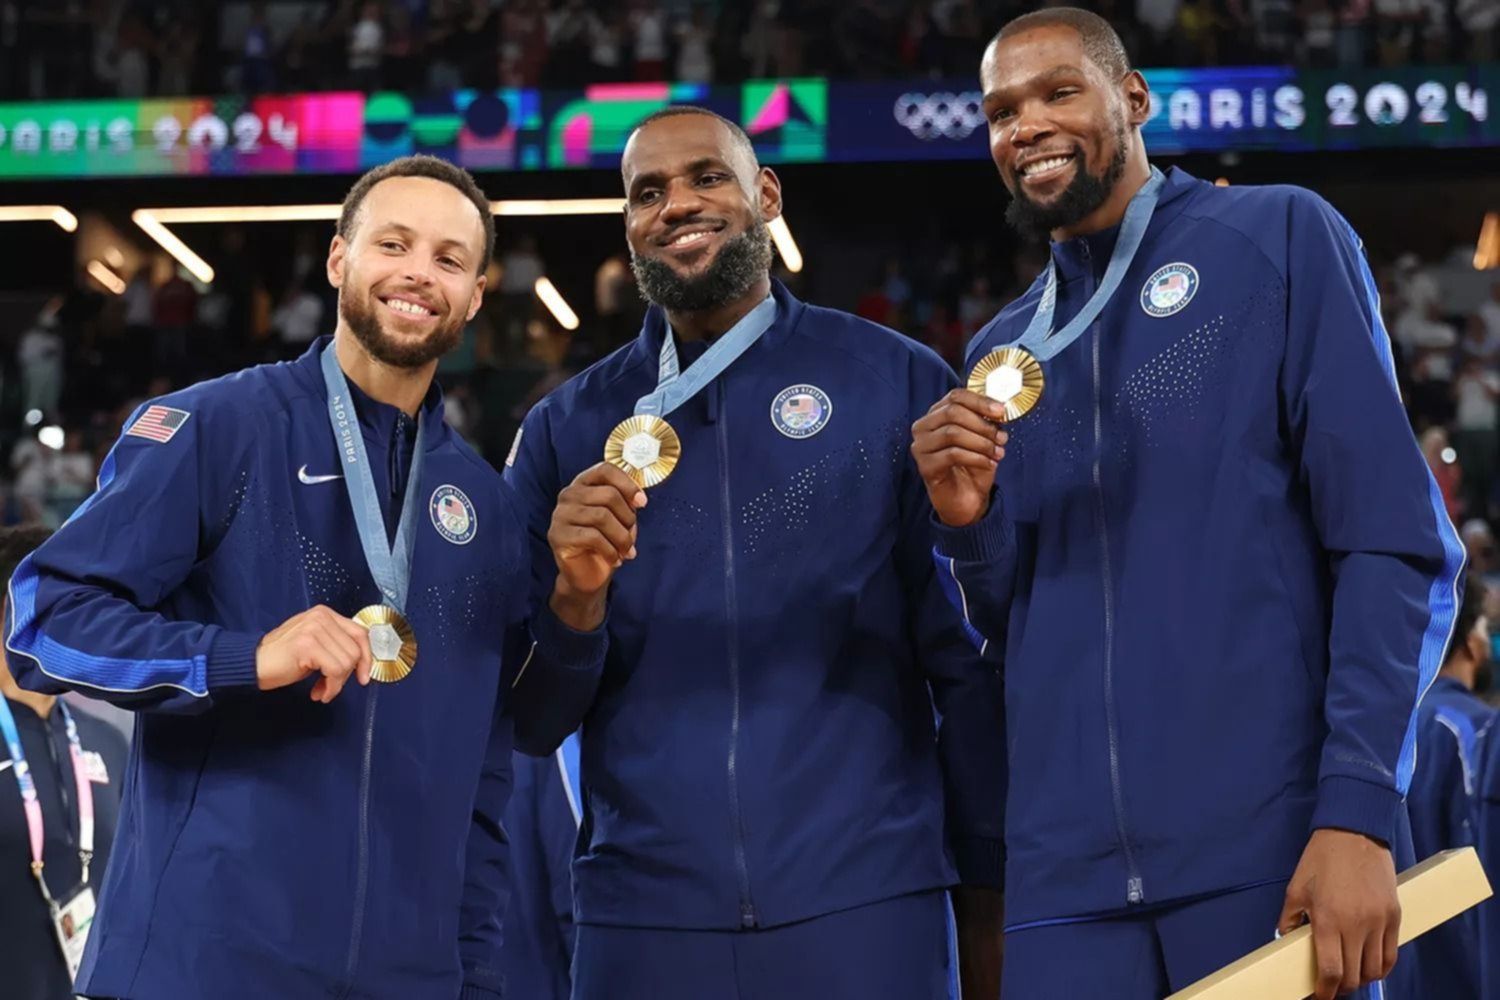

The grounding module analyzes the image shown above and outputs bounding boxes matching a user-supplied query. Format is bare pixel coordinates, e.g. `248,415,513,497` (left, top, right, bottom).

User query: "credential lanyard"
634,295,777,418
0,697,95,906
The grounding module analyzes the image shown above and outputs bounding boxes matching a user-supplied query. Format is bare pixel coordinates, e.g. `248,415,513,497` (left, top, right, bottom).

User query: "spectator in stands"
499,235,546,348
1423,426,1465,522
271,275,326,358
1479,280,1500,342
239,0,276,93
631,0,668,80
675,5,715,84
348,1,385,92
1453,355,1500,521
18,303,64,423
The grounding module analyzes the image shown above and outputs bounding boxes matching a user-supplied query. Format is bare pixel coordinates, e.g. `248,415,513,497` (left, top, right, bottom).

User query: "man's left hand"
1276,828,1400,1000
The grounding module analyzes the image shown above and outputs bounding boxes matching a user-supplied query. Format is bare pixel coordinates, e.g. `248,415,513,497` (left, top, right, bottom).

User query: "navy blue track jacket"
937,168,1466,926
504,281,1007,931
4,339,605,1000
1408,675,1493,998
501,738,580,1000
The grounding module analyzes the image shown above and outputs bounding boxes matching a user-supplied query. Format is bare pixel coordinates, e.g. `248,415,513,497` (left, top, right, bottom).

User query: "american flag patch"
126,405,191,443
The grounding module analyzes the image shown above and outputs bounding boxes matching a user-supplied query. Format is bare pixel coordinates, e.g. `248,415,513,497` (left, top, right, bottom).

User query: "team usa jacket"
504,281,1008,931
938,168,1465,927
5,339,605,1000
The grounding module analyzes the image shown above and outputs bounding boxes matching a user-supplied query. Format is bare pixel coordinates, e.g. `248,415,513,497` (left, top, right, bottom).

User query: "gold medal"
968,346,1044,420
354,605,417,683
604,414,682,489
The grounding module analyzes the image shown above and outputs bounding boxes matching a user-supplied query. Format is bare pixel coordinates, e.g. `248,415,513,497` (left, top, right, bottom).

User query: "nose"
658,178,708,224
1008,104,1054,149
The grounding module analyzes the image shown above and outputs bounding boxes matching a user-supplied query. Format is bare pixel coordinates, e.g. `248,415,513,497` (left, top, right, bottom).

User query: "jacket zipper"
341,688,379,993
717,381,757,928
1086,244,1144,905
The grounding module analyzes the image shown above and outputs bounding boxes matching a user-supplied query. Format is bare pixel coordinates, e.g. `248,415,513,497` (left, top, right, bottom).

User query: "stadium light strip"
86,259,126,295
0,205,78,231
132,200,804,285
534,277,580,330
1476,212,1499,271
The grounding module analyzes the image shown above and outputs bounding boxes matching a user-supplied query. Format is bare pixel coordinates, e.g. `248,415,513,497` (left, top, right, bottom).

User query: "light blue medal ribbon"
635,294,777,419
320,343,426,614
968,167,1167,368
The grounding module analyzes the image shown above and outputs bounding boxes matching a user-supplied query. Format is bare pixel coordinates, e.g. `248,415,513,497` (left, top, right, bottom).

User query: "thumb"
1277,882,1310,937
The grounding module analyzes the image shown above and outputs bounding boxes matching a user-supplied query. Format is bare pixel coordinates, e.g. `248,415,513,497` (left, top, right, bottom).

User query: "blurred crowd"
2,0,1496,104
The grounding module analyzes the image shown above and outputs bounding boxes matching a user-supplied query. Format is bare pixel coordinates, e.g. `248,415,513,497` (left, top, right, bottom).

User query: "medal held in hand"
355,605,418,684
604,414,682,489
968,346,1044,421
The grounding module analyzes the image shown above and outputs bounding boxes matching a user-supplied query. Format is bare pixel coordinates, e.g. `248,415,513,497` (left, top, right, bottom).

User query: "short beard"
339,285,465,369
631,218,773,313
1004,126,1129,243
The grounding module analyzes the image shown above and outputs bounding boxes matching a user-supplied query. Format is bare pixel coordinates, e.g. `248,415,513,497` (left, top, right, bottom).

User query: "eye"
697,172,728,185
1049,87,1080,101
378,240,405,252
438,256,462,270
636,189,661,205
989,107,1013,124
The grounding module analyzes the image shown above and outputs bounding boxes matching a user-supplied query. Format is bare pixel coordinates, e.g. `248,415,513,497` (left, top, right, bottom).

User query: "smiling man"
910,9,1462,1000
4,155,604,1000
502,107,1007,999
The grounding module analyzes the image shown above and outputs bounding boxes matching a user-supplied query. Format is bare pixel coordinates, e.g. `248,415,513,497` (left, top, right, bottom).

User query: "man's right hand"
911,389,1009,528
256,605,374,703
547,462,648,631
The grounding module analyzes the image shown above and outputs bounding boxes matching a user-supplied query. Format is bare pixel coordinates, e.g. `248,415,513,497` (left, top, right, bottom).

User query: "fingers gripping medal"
355,605,418,683
611,295,778,488
604,414,682,489
968,347,1044,421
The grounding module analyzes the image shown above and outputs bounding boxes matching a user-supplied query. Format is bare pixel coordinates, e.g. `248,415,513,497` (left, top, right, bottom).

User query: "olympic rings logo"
892,92,987,141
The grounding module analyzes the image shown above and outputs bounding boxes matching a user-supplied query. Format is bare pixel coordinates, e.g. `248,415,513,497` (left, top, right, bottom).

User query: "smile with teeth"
1020,154,1075,179
383,297,437,317
665,228,720,249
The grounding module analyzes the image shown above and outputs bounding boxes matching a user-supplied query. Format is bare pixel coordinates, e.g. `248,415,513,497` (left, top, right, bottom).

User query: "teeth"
387,299,433,316
1023,155,1073,177
670,230,713,246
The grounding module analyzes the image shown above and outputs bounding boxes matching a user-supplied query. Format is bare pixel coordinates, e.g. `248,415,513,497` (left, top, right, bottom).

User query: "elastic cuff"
1310,775,1401,847
932,490,1013,563
951,834,1007,890
205,631,263,691
459,984,502,1000
531,601,609,671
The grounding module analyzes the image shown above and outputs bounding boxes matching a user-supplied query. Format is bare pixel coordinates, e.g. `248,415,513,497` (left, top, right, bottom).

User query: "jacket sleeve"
5,403,263,714
900,354,1008,889
1280,191,1467,847
458,698,514,1000
501,404,608,757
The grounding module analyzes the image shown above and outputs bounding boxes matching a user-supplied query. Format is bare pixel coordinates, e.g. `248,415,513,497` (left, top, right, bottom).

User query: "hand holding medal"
546,463,649,631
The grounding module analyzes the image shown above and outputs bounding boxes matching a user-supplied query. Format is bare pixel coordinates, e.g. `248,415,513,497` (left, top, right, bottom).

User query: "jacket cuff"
931,490,1013,563
951,834,1006,890
205,630,262,692
1310,775,1401,847
530,600,608,672
459,984,502,1000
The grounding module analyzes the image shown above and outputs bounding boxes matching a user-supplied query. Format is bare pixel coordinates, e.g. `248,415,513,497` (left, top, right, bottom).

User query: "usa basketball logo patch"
1141,263,1199,318
430,485,476,545
771,385,833,439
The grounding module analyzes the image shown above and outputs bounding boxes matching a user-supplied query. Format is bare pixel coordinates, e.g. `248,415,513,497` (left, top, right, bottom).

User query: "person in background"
0,525,129,1000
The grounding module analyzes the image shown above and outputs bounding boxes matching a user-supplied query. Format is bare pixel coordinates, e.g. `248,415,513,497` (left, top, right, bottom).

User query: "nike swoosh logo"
298,465,343,485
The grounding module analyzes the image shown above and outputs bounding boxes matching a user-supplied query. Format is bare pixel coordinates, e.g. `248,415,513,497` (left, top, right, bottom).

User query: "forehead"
621,115,752,184
982,26,1094,94
356,175,485,246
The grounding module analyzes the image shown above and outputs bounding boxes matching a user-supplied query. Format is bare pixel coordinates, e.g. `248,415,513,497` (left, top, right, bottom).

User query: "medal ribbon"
966,167,1166,368
320,343,427,613
0,698,95,905
634,294,777,418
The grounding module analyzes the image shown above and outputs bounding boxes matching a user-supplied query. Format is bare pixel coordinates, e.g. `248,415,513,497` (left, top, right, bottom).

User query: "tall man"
1407,575,1493,998
504,107,1006,999
911,10,1462,1000
5,155,604,1000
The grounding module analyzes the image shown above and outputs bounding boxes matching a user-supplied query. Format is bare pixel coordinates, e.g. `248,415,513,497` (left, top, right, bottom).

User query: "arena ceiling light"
534,277,580,331
86,259,126,295
131,199,805,286
1475,212,1499,271
0,205,78,231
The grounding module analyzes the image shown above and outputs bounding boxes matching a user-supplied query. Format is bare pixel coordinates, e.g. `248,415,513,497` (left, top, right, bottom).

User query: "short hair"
0,525,52,586
627,106,761,174
993,7,1132,80
337,155,496,274
1449,573,1488,665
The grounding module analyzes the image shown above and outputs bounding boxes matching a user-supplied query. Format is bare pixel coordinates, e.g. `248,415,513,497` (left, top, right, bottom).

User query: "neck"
1440,660,1476,691
333,329,435,417
666,275,772,343
0,666,55,721
1050,146,1154,243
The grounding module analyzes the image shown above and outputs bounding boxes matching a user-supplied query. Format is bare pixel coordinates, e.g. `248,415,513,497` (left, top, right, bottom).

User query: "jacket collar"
627,278,808,377
297,336,446,447
1050,165,1200,284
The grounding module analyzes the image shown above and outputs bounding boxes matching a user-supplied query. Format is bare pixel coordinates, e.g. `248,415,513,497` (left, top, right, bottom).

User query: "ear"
327,234,348,290
466,273,486,323
1121,70,1151,129
758,166,784,223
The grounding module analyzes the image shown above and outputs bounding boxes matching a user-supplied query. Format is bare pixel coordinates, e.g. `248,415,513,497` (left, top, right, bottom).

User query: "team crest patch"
1141,263,1199,318
771,385,833,439
430,485,477,545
